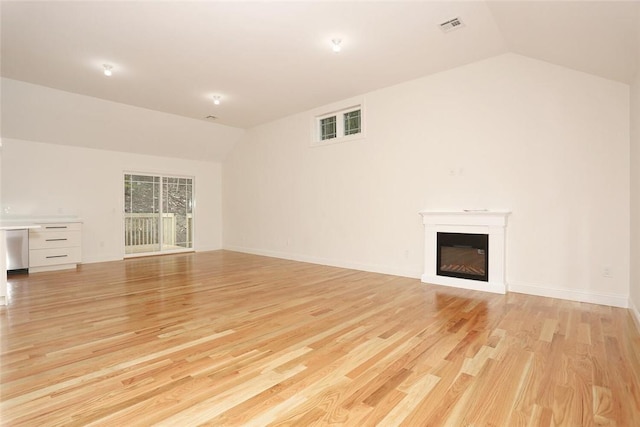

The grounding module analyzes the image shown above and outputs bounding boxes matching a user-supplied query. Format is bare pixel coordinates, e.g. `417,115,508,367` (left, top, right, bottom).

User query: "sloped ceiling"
1,1,639,131
488,1,639,84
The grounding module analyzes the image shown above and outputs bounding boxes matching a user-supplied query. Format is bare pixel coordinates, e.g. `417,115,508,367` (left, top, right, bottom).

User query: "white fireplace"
419,210,510,294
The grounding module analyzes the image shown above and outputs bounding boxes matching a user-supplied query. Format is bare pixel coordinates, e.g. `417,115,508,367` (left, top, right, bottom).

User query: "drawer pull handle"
46,255,68,259
46,226,68,229
46,238,68,242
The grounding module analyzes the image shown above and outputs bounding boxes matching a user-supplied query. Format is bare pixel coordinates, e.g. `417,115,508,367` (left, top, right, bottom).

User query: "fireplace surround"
419,210,510,294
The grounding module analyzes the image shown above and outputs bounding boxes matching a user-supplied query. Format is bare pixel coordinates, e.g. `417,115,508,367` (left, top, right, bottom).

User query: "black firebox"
436,232,489,282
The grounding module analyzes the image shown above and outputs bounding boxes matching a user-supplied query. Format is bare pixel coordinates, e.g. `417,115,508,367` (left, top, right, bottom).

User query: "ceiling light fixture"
331,39,342,53
103,64,113,76
213,95,221,105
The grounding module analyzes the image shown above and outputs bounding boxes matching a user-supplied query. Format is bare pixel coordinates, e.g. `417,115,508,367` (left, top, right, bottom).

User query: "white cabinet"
29,222,82,272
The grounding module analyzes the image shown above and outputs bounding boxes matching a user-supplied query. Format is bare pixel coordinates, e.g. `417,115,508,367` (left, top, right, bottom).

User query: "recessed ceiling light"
103,64,113,76
213,95,221,105
331,39,342,53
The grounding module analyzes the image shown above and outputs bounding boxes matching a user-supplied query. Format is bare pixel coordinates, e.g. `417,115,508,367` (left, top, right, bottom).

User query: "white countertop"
0,216,83,225
418,210,511,216
0,222,41,231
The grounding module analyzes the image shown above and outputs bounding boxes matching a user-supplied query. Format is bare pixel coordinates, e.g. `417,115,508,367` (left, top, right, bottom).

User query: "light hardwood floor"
1,251,639,426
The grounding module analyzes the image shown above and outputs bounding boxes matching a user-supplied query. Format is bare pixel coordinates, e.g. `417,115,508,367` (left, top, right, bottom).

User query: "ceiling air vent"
439,17,465,33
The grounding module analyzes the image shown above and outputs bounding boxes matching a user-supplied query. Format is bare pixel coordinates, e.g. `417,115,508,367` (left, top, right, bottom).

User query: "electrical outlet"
603,267,613,278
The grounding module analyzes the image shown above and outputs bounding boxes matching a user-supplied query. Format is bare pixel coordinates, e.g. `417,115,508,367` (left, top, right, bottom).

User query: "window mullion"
337,114,345,138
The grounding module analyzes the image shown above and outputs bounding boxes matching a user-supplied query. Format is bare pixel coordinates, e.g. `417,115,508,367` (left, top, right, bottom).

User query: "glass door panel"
162,177,193,250
124,174,161,254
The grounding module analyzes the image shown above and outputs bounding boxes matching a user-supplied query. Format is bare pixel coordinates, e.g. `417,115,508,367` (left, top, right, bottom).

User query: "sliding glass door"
124,173,194,256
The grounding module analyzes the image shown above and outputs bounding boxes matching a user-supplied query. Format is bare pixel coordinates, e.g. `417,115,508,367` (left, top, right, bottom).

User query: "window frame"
319,115,338,141
343,109,361,137
312,101,365,146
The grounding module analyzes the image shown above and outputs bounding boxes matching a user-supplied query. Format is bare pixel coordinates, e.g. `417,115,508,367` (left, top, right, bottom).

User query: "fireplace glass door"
437,232,488,282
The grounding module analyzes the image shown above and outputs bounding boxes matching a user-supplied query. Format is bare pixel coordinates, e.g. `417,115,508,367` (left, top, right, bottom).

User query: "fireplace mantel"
419,210,511,294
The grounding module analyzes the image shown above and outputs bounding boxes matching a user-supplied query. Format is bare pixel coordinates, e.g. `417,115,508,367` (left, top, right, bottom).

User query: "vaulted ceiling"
1,1,639,130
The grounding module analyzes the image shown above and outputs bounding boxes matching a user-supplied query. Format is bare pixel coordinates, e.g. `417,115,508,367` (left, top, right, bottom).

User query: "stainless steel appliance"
6,229,29,272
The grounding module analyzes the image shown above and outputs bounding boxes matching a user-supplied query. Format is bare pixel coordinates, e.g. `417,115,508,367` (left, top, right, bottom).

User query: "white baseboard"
78,255,123,264
223,245,422,279
81,246,221,265
216,246,632,309
195,244,223,252
509,282,628,308
629,298,640,332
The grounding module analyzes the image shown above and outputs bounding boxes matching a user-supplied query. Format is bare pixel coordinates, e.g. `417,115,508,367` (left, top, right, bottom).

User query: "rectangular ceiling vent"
439,17,465,33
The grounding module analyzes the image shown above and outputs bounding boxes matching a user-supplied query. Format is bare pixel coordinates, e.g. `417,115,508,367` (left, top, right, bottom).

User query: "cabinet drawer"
29,231,81,249
29,247,82,267
31,222,82,233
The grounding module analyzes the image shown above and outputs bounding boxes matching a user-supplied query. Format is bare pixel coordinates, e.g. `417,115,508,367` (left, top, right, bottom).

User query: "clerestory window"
315,104,363,144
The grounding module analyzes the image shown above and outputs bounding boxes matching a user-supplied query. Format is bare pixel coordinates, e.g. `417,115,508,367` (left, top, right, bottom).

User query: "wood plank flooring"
1,250,639,426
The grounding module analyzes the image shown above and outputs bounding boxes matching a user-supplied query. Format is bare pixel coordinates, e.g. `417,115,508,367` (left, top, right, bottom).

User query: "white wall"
223,53,631,307
628,10,640,325
1,139,223,263
630,68,640,320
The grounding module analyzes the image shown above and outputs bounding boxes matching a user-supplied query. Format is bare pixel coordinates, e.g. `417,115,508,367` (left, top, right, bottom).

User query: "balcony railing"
124,213,192,254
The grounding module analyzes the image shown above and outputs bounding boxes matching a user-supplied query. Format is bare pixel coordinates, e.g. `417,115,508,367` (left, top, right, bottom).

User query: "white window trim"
310,99,366,146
